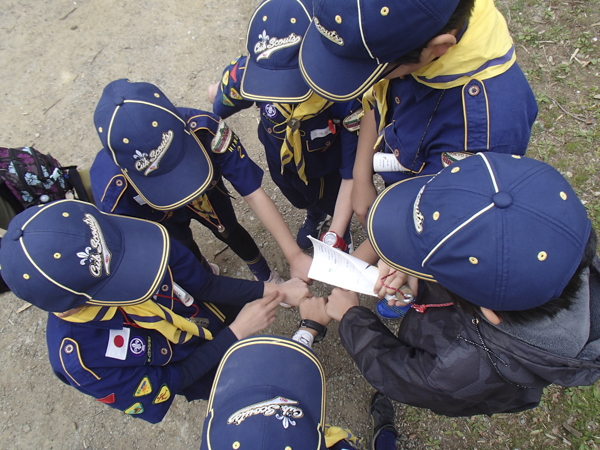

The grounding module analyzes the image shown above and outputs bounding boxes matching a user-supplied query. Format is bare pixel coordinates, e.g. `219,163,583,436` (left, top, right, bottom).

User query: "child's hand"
228,291,283,339
207,83,219,104
326,288,359,322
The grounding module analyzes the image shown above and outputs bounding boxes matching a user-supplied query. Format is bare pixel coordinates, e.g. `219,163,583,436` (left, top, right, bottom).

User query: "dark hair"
390,0,476,67
450,227,598,325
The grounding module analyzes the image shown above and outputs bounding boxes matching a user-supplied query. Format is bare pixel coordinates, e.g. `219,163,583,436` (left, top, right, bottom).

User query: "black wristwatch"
299,319,327,343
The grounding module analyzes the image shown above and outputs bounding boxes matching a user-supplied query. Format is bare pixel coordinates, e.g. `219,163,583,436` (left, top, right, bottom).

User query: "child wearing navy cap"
299,0,538,317
207,0,361,254
325,153,600,418
90,79,312,284
0,199,311,423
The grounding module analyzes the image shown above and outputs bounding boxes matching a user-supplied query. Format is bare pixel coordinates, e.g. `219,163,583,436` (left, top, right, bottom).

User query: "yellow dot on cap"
433,211,440,220
152,121,158,127
98,127,103,133
54,253,61,259
263,15,267,21
62,212,69,217
123,138,129,144
154,93,160,98
451,167,460,173
23,274,30,280
285,447,292,450
232,442,240,449
335,15,342,23
538,251,547,261
381,6,389,16
291,17,296,23
469,257,478,265
560,191,567,200
511,155,521,159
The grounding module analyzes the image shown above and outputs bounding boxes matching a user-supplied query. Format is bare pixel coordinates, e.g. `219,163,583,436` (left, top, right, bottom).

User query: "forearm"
191,274,264,305
244,188,305,263
328,178,354,236
351,240,379,265
352,110,379,226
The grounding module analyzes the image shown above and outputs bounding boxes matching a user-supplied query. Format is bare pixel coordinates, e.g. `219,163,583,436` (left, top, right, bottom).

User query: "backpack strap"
63,166,92,204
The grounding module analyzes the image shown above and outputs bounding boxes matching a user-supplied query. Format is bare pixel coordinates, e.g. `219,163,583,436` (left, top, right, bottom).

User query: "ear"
427,34,457,58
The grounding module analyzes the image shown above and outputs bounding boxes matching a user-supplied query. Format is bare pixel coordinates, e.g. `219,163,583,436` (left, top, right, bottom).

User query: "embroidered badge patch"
97,393,115,404
314,18,344,46
211,120,233,154
134,376,153,397
230,63,239,83
79,213,112,277
263,103,278,119
133,130,173,176
441,151,472,168
221,94,235,107
105,328,131,360
129,337,146,357
153,385,171,404
254,30,302,60
124,402,144,415
229,87,242,100
343,108,364,132
222,70,230,87
227,397,304,429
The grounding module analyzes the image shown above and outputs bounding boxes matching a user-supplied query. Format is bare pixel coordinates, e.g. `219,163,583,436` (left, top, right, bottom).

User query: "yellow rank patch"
222,70,230,86
229,87,242,100
134,376,152,397
124,402,144,415
153,384,171,404
230,55,241,65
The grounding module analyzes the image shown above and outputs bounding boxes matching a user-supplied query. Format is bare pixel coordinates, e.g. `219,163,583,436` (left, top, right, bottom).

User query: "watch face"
323,232,338,246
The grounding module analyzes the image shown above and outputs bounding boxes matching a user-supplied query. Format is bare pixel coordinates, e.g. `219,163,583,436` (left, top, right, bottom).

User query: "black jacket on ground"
339,257,600,417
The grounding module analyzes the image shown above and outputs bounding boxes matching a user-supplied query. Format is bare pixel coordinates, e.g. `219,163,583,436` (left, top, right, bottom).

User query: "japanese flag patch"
211,119,233,154
105,328,130,360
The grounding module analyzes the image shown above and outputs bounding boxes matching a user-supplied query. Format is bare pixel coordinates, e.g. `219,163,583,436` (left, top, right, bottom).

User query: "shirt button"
115,179,123,187
325,141,331,146
468,85,480,96
161,284,169,291
394,149,400,157
65,344,74,354
395,96,400,104
161,348,168,355
190,121,197,128
267,128,273,134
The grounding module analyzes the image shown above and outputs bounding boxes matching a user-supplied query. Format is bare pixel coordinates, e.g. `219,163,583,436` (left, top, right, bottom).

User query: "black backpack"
0,146,90,212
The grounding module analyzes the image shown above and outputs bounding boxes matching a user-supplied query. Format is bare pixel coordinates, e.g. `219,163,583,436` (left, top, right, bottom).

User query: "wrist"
321,231,348,252
298,319,327,343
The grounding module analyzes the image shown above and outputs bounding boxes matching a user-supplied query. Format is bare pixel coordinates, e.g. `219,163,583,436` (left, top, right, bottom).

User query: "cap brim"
203,336,325,448
122,131,214,211
299,19,389,102
241,57,312,103
90,212,170,306
367,175,437,281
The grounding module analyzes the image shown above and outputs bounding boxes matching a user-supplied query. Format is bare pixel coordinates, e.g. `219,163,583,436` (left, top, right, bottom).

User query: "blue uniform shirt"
372,62,538,185
213,56,361,181
46,239,263,423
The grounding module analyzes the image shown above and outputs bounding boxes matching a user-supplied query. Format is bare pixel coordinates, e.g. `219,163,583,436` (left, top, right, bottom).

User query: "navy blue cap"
299,0,461,101
201,336,326,450
367,153,592,311
94,79,215,211
241,0,313,103
0,199,170,312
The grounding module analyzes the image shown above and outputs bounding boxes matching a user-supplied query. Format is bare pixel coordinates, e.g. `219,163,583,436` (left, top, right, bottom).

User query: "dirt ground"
0,0,598,449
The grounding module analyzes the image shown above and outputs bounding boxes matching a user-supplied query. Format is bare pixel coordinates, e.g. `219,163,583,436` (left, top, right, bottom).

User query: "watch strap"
299,319,327,343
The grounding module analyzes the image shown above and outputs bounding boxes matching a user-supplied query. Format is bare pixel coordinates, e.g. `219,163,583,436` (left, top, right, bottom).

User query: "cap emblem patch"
254,30,302,60
313,18,344,46
79,213,112,277
227,396,304,427
133,130,173,176
413,184,426,234
441,151,472,168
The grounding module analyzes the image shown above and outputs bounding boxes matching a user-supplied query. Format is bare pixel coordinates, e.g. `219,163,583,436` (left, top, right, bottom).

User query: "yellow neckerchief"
363,0,515,134
274,92,332,184
56,268,212,344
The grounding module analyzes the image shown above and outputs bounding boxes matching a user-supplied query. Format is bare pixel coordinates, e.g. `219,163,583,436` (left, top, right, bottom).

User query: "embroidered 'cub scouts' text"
227,397,303,426
133,130,173,176
314,18,344,46
254,30,302,60
211,120,233,154
79,213,112,277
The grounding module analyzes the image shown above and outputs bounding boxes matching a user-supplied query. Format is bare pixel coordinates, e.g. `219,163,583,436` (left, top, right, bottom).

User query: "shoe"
296,212,330,249
370,392,398,450
209,263,220,276
375,301,410,321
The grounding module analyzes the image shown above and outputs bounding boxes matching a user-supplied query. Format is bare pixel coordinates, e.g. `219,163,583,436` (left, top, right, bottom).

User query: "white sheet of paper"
308,236,381,297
